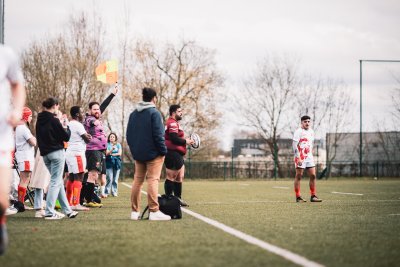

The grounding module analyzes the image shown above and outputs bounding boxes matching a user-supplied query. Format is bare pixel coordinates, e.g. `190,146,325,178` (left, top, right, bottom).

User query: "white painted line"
239,183,250,186
122,182,324,267
388,214,400,216
273,186,290,189
331,191,363,196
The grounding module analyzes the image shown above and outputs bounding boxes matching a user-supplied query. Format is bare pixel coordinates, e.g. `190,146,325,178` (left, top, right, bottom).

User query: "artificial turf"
1,178,399,267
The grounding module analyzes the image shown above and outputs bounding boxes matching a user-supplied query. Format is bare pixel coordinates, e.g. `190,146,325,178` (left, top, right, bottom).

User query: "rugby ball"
190,133,201,149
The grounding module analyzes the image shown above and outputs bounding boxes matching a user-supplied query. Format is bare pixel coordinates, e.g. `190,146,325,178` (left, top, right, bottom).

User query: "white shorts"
17,160,35,172
295,159,315,169
0,150,12,167
66,152,86,174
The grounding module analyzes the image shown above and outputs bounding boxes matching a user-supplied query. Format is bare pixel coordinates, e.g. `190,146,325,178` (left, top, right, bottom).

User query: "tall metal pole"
0,0,4,44
359,60,363,177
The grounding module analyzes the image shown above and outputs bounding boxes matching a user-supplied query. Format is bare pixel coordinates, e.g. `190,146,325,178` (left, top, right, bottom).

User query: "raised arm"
100,84,119,113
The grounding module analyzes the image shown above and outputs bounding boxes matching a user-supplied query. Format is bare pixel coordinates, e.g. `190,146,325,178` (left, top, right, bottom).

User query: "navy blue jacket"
126,102,167,161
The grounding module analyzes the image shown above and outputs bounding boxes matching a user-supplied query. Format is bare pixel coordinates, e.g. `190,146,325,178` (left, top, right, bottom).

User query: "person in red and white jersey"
15,107,36,207
292,115,322,203
65,106,92,211
0,44,26,255
164,104,194,207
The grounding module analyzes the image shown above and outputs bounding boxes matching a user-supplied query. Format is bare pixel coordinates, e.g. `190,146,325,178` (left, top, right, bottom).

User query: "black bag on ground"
141,195,182,220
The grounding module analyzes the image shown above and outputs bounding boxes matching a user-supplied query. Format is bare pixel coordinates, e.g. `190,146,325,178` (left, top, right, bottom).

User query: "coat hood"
136,101,156,112
36,111,56,126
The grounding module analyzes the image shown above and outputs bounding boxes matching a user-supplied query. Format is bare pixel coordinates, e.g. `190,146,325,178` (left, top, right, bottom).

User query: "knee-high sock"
164,179,174,196
310,184,316,196
174,182,182,199
86,182,95,203
17,186,27,204
72,181,82,206
294,185,301,197
65,180,73,205
80,182,87,205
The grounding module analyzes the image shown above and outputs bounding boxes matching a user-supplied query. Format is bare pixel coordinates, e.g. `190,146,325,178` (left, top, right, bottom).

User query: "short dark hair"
169,104,181,116
142,88,157,102
89,101,100,109
70,106,81,118
301,115,311,121
42,97,59,109
107,132,118,142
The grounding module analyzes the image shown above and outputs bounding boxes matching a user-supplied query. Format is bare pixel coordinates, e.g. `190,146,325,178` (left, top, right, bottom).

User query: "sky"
4,0,400,148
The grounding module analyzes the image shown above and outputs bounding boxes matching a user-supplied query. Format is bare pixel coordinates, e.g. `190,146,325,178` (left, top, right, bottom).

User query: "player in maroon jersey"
164,105,194,206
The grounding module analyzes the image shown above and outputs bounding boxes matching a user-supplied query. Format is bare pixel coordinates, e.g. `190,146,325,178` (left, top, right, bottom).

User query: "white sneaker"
71,205,90,211
149,210,171,221
5,206,18,216
45,213,64,220
54,211,66,218
35,210,45,218
130,211,140,220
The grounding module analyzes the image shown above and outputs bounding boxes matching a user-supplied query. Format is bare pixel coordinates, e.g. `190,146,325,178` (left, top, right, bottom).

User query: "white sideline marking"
388,214,400,216
239,183,250,186
273,186,290,189
331,191,363,196
122,182,324,267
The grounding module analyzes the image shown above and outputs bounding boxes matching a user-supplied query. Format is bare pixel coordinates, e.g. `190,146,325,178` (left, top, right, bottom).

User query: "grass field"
1,178,399,267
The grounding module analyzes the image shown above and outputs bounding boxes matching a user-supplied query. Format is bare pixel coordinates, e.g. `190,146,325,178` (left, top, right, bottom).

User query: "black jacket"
126,102,167,161
36,111,71,156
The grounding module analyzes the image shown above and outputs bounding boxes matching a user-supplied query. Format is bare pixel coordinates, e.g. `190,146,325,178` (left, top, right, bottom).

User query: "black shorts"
86,150,106,173
165,150,184,171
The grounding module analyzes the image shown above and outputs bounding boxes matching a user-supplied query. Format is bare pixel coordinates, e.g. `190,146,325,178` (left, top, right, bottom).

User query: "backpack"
141,194,182,220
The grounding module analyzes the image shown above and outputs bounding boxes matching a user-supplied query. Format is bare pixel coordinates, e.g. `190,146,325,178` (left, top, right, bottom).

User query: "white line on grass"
122,182,324,267
388,214,400,216
273,186,290,189
331,191,363,196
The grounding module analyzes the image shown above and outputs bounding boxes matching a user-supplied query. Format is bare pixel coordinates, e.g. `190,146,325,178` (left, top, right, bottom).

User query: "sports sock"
294,186,301,198
310,185,316,196
65,180,73,205
17,186,27,204
101,185,105,195
86,182,95,203
164,179,174,196
72,181,83,206
80,182,88,205
174,182,182,199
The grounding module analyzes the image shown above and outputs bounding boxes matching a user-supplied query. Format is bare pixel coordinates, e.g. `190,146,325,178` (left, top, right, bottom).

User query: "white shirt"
0,45,24,151
15,124,35,162
293,127,314,162
67,120,87,153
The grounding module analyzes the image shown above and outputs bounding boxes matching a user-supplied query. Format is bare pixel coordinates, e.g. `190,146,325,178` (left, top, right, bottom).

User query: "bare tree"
235,56,299,177
323,82,354,177
294,76,340,134
21,11,107,122
129,38,225,159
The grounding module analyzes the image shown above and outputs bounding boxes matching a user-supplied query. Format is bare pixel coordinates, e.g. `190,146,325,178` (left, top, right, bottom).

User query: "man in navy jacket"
126,88,170,221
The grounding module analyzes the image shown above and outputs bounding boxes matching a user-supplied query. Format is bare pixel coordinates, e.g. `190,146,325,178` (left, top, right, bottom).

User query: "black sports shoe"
296,196,307,203
0,222,8,255
310,195,322,202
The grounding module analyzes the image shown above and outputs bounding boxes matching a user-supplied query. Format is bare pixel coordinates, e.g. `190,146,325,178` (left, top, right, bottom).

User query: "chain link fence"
120,160,400,180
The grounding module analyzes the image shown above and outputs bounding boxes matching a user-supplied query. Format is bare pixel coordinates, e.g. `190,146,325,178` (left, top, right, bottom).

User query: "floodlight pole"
359,60,362,177
359,59,400,177
0,0,4,44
